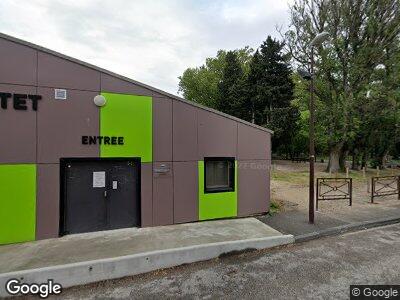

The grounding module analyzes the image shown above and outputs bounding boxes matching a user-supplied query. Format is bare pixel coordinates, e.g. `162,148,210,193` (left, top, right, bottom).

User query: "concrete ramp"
0,218,293,296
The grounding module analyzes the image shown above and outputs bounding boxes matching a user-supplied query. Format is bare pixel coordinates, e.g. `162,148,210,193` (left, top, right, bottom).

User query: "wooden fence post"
316,179,319,211
398,176,400,200
349,178,352,206
371,177,374,203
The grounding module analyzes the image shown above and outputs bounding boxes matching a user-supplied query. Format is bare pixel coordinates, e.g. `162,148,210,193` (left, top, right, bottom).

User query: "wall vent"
55,89,67,100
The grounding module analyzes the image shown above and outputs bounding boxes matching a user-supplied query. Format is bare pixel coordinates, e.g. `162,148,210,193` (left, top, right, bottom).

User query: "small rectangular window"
204,157,235,193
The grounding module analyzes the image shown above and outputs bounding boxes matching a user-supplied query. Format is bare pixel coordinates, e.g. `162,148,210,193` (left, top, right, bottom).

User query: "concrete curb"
0,234,294,297
295,217,400,243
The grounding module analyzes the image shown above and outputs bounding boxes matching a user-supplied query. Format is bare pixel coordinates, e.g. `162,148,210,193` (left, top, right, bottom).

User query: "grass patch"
342,168,398,181
272,168,400,184
271,170,309,184
269,200,282,215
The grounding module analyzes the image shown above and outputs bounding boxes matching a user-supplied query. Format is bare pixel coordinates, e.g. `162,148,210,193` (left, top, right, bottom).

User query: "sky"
0,0,292,95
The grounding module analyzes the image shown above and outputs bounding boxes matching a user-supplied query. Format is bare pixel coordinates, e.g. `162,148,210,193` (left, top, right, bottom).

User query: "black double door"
62,159,140,235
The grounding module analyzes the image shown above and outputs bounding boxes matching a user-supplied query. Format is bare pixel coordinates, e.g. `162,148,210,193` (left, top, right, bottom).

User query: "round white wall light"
94,95,106,107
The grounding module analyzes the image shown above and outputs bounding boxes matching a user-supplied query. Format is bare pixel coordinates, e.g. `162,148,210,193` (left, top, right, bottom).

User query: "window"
204,157,235,193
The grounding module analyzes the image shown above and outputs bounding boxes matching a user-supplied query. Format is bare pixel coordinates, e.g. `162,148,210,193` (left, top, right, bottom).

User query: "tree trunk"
361,150,368,168
339,150,347,171
351,152,360,170
251,101,255,124
380,151,389,169
327,144,342,173
269,103,272,124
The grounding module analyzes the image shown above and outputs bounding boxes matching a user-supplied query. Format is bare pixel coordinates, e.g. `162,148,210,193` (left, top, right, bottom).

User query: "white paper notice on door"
93,171,106,188
112,181,118,190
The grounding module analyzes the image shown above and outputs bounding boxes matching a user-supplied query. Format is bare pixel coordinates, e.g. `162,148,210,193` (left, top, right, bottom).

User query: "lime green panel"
0,164,36,245
100,93,152,162
198,161,237,220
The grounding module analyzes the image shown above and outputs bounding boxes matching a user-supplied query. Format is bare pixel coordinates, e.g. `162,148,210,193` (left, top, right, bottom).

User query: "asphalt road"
57,224,400,300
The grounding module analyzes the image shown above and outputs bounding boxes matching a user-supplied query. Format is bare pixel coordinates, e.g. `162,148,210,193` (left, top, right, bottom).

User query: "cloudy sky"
0,0,292,95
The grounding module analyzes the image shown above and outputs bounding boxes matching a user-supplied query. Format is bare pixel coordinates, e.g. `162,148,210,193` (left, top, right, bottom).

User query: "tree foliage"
217,51,247,119
247,37,299,153
178,37,299,155
284,0,400,171
178,47,253,109
178,0,399,170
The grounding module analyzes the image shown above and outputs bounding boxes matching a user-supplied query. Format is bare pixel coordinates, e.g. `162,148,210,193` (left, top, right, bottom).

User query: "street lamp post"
298,32,329,224
309,45,316,224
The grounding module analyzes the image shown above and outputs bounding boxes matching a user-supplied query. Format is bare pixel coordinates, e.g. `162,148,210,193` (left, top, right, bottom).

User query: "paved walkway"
0,218,286,273
57,223,400,299
259,196,400,239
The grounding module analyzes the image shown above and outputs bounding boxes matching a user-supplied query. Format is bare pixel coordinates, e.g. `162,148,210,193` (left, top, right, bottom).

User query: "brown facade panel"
152,162,174,226
0,39,37,86
173,161,198,224
173,101,198,161
141,163,153,227
153,97,172,161
0,34,274,241
36,164,60,240
0,84,37,164
237,160,270,217
100,73,159,96
198,110,237,159
38,52,100,91
238,123,271,160
37,88,100,163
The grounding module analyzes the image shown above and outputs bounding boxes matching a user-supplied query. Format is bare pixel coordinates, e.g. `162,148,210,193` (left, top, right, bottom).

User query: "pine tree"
247,36,298,153
217,51,247,119
246,50,263,123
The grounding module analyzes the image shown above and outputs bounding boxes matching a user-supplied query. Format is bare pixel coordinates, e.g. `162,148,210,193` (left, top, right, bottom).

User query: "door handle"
104,190,107,198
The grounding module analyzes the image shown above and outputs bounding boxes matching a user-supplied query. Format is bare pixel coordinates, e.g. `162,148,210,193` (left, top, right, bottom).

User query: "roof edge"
0,32,273,134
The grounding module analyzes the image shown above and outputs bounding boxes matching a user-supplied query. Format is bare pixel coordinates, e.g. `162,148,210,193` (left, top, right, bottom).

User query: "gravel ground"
270,160,400,214
49,223,400,300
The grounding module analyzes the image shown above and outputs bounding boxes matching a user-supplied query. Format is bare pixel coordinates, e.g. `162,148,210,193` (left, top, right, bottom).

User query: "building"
0,33,272,245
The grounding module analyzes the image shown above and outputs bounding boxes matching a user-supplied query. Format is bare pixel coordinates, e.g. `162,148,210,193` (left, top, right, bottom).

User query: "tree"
292,73,329,158
179,38,300,157
217,51,247,119
284,0,400,172
178,47,253,109
177,53,224,109
247,36,298,153
358,42,400,167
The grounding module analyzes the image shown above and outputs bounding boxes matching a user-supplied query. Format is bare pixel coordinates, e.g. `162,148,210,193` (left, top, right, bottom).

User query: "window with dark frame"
204,157,235,193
